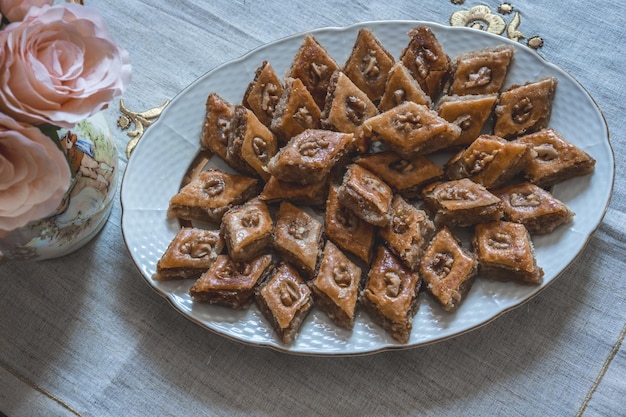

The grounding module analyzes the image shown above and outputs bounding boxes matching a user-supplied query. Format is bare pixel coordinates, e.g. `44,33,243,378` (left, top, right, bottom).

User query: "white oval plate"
121,21,614,356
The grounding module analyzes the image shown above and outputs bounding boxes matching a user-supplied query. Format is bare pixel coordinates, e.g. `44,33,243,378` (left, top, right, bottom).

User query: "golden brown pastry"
259,175,330,207
242,61,284,127
309,240,362,329
336,164,393,227
189,254,273,309
273,201,323,279
270,77,321,144
362,101,461,158
492,182,574,234
400,25,451,98
324,184,375,265
360,245,422,343
494,77,557,138
514,128,596,188
167,169,260,224
421,178,503,227
342,28,395,103
378,62,431,112
449,44,515,96
287,35,341,109
437,93,498,146
256,263,314,344
220,198,273,261
201,92,235,161
473,221,543,284
154,228,224,281
419,227,477,312
266,129,353,185
355,150,443,199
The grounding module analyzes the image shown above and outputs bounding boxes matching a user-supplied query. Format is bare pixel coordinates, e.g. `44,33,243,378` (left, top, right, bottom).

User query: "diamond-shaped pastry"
321,70,378,134
379,195,435,271
256,262,314,344
514,128,596,188
449,44,515,96
445,134,534,189
270,77,322,144
362,101,461,158
273,201,323,278
337,164,393,227
242,61,284,127
189,254,273,309
378,62,431,112
259,175,330,207
200,92,235,161
421,178,503,227
154,228,224,281
491,182,574,234
167,169,260,224
227,105,278,181
355,150,443,199
309,241,362,329
494,77,558,138
400,25,451,98
437,93,498,146
324,184,375,265
342,28,395,103
287,35,341,109
360,245,422,343
266,129,353,185
473,221,543,284
221,198,273,261
419,227,477,312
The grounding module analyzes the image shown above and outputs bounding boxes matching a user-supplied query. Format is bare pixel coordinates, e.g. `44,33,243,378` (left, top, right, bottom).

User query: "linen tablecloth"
1,1,624,415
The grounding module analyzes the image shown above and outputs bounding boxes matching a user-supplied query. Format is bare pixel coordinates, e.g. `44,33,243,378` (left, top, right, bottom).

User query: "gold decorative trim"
450,2,544,49
117,99,170,158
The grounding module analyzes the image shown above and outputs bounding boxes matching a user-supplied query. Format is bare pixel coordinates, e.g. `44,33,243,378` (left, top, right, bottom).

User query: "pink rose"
0,3,131,128
0,0,52,23
0,113,72,232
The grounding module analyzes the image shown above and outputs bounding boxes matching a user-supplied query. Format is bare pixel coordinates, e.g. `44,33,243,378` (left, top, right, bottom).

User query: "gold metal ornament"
118,99,170,158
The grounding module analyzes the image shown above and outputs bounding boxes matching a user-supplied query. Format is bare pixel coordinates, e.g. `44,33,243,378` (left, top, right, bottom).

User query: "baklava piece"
242,61,284,127
494,77,558,139
167,169,259,224
492,182,574,234
324,184,375,265
221,198,273,262
378,62,431,112
154,228,224,281
337,164,393,227
273,201,323,279
342,28,395,103
270,77,321,144
355,150,443,199
379,195,435,271
449,44,515,96
266,129,353,185
201,92,235,161
362,101,461,158
419,227,477,312
445,134,534,189
437,93,498,146
514,128,596,188
421,178,503,227
259,175,330,207
360,245,422,343
256,263,314,344
400,25,451,98
287,35,341,109
227,105,278,181
309,241,362,329
189,254,273,309
321,70,378,134
473,221,543,284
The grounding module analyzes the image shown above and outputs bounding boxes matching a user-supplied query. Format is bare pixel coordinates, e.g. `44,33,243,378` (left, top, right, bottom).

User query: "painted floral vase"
0,113,117,261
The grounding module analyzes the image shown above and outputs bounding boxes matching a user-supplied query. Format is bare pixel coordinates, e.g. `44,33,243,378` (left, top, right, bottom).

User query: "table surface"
2,1,625,416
